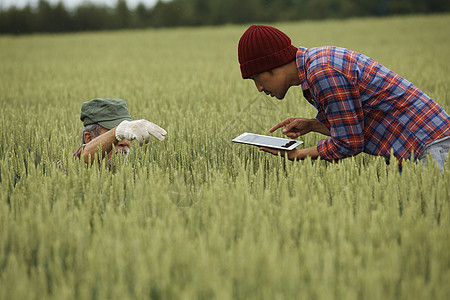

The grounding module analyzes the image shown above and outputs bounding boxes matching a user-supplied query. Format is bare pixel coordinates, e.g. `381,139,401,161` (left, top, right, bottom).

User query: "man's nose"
255,81,264,92
118,139,131,147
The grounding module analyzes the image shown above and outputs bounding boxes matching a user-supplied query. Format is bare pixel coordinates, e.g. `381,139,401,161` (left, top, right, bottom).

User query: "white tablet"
232,133,303,151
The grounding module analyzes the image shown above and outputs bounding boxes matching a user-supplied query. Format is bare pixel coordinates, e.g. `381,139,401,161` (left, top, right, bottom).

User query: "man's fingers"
269,118,293,133
148,122,166,133
147,122,167,141
269,122,287,133
148,129,165,141
158,127,167,136
282,120,300,134
285,132,300,139
143,133,151,144
136,135,144,146
260,147,300,161
259,147,286,156
153,133,165,141
259,147,277,155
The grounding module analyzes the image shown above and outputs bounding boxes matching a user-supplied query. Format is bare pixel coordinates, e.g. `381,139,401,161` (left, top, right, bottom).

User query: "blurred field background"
0,13,449,299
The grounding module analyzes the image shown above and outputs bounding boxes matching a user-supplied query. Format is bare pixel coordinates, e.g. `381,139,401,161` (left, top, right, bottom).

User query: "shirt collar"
296,46,309,90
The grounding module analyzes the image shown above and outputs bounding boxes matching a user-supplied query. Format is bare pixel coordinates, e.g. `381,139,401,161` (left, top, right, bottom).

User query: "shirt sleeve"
310,66,365,161
315,111,329,128
72,145,85,160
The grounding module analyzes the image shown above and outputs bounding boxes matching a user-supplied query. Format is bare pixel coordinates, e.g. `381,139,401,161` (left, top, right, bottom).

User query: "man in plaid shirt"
238,25,450,171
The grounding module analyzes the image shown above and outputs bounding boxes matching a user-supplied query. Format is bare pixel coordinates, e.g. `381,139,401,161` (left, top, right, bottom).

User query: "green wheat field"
1,14,449,300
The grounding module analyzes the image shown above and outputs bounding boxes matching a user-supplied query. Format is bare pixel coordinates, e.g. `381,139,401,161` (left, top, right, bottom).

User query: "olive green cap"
80,98,133,130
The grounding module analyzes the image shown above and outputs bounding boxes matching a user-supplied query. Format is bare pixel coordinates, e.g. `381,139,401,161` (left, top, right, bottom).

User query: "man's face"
250,67,290,100
97,127,131,159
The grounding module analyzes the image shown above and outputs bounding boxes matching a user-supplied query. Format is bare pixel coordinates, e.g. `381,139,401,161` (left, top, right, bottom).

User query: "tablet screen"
232,133,303,150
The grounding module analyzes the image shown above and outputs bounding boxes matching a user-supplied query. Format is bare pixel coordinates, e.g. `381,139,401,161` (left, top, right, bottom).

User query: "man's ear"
84,131,94,143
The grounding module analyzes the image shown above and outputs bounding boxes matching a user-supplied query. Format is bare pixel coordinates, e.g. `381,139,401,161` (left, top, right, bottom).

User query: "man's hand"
115,119,167,146
270,117,331,137
259,147,301,161
269,117,314,138
259,146,320,161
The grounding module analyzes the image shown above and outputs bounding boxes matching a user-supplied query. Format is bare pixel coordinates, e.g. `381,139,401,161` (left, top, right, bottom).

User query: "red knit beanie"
238,25,298,79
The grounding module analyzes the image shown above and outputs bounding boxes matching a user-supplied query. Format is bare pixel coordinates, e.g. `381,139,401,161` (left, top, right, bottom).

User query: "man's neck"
285,60,301,88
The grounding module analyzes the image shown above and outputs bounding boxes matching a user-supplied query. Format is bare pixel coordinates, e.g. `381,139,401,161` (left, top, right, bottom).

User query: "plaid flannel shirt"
73,145,85,159
296,46,450,162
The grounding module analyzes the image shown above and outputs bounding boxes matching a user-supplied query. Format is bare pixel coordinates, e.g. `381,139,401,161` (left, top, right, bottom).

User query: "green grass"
0,14,449,300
